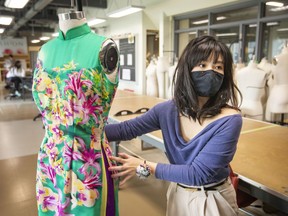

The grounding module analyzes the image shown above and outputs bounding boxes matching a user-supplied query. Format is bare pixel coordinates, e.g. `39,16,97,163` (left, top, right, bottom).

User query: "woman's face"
191,55,224,75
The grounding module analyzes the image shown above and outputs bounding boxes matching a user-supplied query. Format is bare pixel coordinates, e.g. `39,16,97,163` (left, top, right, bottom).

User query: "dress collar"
58,23,91,40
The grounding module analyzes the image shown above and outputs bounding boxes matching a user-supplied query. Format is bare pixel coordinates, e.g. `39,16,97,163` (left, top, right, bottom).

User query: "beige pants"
166,178,238,216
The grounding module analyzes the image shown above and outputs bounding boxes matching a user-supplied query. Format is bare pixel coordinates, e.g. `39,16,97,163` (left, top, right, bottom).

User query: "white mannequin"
167,59,178,99
265,46,288,122
257,57,274,122
146,57,158,97
58,10,117,83
58,11,86,36
156,56,169,98
235,59,268,120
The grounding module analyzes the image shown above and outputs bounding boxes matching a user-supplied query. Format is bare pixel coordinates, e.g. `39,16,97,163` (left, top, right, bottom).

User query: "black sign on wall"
119,37,135,81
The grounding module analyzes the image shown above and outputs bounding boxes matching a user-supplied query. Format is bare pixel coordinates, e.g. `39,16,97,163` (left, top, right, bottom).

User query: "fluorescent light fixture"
4,0,29,8
216,16,226,21
40,36,50,41
52,32,59,37
0,28,5,34
192,19,208,25
87,18,106,26
249,24,257,27
216,33,237,37
270,5,288,11
266,1,284,7
192,16,226,25
31,39,40,43
108,5,145,18
0,16,13,25
188,31,196,35
266,22,279,26
277,28,288,32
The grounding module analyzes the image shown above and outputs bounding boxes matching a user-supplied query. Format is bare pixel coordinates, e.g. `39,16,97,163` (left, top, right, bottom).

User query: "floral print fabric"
32,24,119,216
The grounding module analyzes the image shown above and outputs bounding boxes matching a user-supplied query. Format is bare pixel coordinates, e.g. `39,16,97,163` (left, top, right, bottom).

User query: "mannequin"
58,10,86,35
265,46,288,123
167,58,178,99
257,57,275,122
156,56,169,98
33,8,120,216
146,56,158,97
235,59,268,120
58,10,118,83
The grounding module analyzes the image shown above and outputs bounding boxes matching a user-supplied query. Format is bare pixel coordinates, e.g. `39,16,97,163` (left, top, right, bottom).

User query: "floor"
0,83,287,216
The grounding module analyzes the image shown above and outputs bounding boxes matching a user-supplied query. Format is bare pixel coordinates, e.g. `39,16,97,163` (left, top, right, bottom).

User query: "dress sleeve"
155,115,243,185
105,105,161,141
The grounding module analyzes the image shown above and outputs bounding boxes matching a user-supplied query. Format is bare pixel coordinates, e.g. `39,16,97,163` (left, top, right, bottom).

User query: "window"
211,27,240,63
212,6,258,24
261,20,288,61
265,0,288,17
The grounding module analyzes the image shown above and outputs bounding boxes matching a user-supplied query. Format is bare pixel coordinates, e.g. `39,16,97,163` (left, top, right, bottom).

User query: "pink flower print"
46,139,55,150
39,162,57,186
82,173,102,190
55,189,73,216
64,70,92,101
42,195,57,210
63,142,73,166
77,193,87,201
78,94,103,125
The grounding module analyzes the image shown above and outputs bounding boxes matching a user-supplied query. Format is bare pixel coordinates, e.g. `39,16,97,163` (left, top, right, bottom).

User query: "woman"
106,35,242,216
6,60,25,97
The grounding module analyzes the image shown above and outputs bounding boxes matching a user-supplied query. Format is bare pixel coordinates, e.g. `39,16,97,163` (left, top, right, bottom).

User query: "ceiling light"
192,19,208,25
107,5,145,18
0,28,5,34
249,24,257,27
270,5,288,11
4,0,29,9
87,18,106,26
40,36,50,41
216,16,226,21
266,22,279,26
266,1,284,7
0,16,13,25
52,32,59,37
216,33,237,37
277,28,288,32
188,32,196,35
31,39,40,43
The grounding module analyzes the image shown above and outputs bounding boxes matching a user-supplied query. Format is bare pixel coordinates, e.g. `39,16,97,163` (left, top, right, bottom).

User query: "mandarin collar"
58,23,91,40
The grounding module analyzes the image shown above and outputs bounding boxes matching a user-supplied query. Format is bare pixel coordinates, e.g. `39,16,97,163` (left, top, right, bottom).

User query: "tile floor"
0,85,287,216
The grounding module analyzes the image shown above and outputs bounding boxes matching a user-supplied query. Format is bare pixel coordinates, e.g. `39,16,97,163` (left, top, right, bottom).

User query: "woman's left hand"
108,152,143,186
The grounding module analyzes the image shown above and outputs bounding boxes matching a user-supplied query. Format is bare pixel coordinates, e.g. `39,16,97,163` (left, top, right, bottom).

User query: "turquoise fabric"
32,23,119,215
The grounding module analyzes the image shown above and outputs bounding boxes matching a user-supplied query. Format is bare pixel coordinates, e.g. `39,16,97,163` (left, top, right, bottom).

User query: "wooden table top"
109,90,288,198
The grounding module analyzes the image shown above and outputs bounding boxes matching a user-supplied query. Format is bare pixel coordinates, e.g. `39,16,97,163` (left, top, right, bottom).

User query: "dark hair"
172,35,242,123
14,60,21,68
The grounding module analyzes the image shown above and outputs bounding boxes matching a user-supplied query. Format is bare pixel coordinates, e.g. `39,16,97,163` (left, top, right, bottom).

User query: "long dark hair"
172,35,242,123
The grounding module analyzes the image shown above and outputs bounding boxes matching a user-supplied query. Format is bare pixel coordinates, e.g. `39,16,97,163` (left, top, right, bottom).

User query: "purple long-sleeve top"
105,100,242,186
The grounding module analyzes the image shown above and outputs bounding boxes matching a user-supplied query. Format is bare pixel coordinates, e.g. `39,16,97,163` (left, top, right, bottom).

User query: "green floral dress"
32,24,119,216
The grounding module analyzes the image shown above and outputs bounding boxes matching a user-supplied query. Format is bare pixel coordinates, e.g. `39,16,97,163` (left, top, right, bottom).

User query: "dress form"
146,57,158,97
236,60,268,120
265,46,288,122
59,11,118,83
34,10,120,215
257,58,274,121
156,56,169,98
167,59,178,99
58,11,87,36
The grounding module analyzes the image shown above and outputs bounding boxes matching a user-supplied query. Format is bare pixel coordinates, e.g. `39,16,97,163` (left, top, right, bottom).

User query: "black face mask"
190,70,224,97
